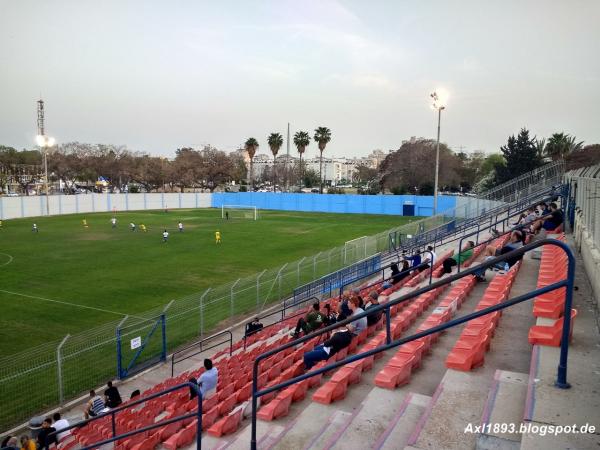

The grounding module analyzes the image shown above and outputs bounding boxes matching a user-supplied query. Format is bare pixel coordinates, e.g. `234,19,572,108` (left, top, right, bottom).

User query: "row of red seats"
445,261,522,371
375,278,474,389
528,233,578,347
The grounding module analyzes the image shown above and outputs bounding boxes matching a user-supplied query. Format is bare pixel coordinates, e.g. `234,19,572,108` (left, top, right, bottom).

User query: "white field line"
0,253,13,267
0,288,131,317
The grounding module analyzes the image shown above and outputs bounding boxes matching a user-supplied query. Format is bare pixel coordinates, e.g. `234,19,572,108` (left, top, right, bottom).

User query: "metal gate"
116,315,167,379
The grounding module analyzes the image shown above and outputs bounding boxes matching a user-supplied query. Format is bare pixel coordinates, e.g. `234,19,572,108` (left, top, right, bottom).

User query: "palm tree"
313,127,332,193
267,132,283,191
293,131,310,188
534,138,546,160
244,137,259,190
545,133,584,161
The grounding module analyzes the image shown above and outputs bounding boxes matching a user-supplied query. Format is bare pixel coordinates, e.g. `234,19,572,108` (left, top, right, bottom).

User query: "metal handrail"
250,238,575,449
171,330,232,377
46,382,203,450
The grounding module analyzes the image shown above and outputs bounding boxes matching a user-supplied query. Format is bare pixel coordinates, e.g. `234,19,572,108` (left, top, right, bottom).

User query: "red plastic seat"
257,387,294,421
217,392,237,416
528,309,578,347
202,406,220,430
207,407,244,437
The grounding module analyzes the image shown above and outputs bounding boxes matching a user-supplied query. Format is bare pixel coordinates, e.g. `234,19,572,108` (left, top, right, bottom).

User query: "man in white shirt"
178,221,184,232
111,217,117,228
162,230,169,242
52,413,71,441
198,359,218,397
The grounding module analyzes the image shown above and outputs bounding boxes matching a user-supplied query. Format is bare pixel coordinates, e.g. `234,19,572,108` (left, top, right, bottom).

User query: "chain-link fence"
565,164,600,251
0,162,565,432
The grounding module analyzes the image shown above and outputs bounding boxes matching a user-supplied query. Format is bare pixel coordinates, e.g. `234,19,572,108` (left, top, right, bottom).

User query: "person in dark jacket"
364,291,383,326
104,381,122,408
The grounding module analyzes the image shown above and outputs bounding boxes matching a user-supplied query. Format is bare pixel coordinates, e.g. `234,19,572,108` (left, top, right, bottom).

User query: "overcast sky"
1,0,599,159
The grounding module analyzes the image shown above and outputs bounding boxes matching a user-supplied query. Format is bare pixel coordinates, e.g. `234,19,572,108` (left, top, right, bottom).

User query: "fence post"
256,270,266,310
199,288,210,337
231,279,241,320
313,252,321,279
56,334,70,405
297,257,306,285
276,263,288,302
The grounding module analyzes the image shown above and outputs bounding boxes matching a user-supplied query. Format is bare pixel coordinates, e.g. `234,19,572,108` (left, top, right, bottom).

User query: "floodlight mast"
430,90,448,215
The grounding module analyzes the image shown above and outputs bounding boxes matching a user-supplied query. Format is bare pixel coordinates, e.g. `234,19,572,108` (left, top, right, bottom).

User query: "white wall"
0,193,212,220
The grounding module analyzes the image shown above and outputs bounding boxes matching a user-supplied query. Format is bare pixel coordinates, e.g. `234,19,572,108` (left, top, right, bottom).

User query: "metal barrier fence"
565,164,600,250
0,161,565,432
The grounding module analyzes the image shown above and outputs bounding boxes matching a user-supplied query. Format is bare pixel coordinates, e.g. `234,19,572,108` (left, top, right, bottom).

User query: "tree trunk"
272,157,277,191
250,160,254,191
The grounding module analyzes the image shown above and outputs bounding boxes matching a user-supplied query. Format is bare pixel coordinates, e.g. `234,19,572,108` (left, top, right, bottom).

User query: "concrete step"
405,369,492,450
326,387,430,450
475,370,528,450
268,403,358,449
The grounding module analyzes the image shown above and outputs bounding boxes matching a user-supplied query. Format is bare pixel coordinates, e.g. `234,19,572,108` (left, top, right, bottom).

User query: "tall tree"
244,137,259,190
545,133,584,161
313,127,332,193
267,133,283,190
565,144,600,170
293,131,310,187
496,128,542,184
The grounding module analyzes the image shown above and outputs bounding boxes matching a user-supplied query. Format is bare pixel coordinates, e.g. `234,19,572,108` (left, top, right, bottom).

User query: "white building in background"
242,150,386,184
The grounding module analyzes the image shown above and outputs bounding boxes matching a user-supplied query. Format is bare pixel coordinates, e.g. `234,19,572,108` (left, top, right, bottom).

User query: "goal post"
221,204,258,220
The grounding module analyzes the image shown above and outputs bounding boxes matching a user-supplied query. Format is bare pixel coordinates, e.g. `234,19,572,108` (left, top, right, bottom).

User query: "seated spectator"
351,288,364,308
104,381,122,408
303,297,367,370
530,202,563,233
322,304,337,326
405,250,422,271
442,241,475,274
1,437,10,449
84,390,105,419
336,291,352,322
474,231,525,281
19,435,36,450
513,207,537,226
1,437,18,450
390,261,410,285
537,202,550,216
198,358,218,397
188,377,198,400
364,291,383,326
52,413,70,442
130,389,140,400
292,302,325,338
423,245,437,269
245,318,263,337
36,419,57,449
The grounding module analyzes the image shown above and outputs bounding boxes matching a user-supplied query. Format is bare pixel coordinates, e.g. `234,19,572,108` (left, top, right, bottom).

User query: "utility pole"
285,122,290,191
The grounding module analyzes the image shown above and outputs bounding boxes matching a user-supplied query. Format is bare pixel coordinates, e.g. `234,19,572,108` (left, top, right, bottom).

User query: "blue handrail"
46,382,203,450
250,238,575,450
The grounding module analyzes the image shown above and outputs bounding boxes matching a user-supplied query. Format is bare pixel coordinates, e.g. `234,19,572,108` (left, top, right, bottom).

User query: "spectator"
421,246,437,271
303,297,367,370
442,241,475,274
351,288,364,308
84,390,105,419
19,436,35,450
1,437,18,450
52,413,70,441
322,304,338,326
245,318,263,337
474,231,525,281
292,303,325,338
337,291,352,321
537,202,550,216
406,250,422,271
1,437,10,448
530,202,563,234
104,381,122,408
198,359,218,397
36,419,57,449
364,291,383,326
188,377,198,400
130,390,140,400
514,207,538,226
390,261,410,285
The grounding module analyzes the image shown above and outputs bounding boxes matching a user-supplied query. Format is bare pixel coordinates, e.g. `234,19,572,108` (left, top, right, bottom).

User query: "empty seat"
528,309,578,347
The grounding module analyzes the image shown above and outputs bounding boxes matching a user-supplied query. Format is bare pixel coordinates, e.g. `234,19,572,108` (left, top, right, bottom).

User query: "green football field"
0,208,415,356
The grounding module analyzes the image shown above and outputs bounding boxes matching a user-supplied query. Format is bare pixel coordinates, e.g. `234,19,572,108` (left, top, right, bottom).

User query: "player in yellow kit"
215,231,221,244
140,224,147,233
82,219,88,228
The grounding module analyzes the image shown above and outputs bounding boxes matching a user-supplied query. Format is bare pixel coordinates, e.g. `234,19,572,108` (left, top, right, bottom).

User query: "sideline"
0,288,132,317
0,253,13,267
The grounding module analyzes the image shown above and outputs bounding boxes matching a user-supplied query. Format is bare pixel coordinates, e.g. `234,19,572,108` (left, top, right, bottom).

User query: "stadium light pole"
36,134,55,215
430,89,448,215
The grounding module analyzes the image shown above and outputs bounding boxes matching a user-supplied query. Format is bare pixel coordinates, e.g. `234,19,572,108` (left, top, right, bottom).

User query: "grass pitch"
0,208,414,356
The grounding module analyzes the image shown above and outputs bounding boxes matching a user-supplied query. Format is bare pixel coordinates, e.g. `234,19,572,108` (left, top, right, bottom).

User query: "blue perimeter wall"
211,193,456,217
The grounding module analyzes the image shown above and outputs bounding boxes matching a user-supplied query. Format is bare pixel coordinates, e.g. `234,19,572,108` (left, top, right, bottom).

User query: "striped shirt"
90,395,105,415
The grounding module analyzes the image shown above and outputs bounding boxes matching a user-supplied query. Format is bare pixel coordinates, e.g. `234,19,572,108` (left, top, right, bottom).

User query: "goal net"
221,205,258,220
